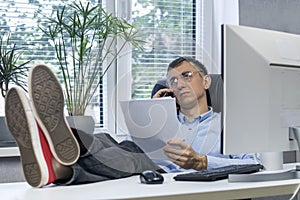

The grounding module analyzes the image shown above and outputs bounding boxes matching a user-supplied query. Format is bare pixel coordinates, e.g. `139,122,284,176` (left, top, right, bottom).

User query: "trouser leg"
118,140,166,173
71,128,121,154
67,129,163,184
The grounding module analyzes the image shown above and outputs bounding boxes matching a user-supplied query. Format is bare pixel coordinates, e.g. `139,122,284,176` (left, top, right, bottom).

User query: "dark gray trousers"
59,129,163,185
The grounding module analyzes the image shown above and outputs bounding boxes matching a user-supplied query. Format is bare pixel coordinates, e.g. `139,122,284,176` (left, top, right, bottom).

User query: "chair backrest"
151,74,223,113
208,74,223,113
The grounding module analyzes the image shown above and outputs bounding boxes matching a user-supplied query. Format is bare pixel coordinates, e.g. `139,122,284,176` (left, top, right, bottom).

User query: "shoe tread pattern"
30,65,79,165
5,89,43,187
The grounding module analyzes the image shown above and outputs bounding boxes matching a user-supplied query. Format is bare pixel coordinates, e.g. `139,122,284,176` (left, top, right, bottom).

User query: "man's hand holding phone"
153,88,174,98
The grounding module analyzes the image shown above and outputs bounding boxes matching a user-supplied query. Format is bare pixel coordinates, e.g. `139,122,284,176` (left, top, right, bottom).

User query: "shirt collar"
178,107,213,123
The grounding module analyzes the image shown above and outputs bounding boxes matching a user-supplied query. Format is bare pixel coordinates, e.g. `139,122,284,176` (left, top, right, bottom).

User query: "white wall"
204,0,239,73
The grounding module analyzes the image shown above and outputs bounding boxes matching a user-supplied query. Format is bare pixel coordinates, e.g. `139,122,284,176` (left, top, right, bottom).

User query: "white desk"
1,164,300,200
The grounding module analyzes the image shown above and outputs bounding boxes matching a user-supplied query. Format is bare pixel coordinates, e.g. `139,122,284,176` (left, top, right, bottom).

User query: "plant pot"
0,116,17,147
66,116,95,134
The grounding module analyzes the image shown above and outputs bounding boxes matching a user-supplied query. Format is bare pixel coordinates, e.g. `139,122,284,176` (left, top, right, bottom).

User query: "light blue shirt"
154,107,257,172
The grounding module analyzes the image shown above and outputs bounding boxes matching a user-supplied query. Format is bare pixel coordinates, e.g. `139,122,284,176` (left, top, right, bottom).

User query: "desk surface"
1,164,300,200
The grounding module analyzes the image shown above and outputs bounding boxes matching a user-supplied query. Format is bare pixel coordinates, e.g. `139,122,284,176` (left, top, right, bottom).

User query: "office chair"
151,74,223,113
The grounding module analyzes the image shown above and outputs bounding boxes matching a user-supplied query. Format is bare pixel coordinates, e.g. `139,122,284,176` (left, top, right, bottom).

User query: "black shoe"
29,64,80,165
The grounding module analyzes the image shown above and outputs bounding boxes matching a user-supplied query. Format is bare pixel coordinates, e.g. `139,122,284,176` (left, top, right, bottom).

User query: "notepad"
119,98,181,160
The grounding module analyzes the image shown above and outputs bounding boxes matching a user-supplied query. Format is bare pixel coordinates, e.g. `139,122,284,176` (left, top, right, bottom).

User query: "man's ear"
203,75,211,90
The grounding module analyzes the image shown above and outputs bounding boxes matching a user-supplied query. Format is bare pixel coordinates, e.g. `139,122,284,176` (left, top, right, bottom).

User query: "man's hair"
167,56,208,76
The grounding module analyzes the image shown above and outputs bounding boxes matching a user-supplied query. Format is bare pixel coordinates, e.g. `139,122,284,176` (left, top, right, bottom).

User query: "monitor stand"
228,127,300,182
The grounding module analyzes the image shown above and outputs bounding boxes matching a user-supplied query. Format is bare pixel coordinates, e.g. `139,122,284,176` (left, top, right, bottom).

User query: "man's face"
167,61,209,109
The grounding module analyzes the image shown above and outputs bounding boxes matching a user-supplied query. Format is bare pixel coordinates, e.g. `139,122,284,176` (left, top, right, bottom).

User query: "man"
5,58,255,188
152,57,256,172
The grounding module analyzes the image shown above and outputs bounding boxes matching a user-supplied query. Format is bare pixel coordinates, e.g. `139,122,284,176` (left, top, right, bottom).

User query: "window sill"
0,147,19,157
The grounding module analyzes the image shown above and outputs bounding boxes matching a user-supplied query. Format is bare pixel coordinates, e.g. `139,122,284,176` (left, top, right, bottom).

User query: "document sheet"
119,98,181,160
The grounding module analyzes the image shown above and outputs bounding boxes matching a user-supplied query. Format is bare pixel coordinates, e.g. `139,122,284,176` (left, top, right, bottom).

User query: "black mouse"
140,170,164,184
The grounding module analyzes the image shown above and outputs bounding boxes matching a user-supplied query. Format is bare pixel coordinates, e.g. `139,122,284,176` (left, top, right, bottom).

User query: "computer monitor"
221,24,300,172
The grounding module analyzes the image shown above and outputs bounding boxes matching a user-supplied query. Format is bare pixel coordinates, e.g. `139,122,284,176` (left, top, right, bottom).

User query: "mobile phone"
161,92,174,97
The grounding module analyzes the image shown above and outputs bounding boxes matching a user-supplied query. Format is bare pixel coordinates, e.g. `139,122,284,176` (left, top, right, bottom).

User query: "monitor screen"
221,24,300,166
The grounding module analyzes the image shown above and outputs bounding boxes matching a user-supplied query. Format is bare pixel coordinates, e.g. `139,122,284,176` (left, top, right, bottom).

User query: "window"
131,0,199,99
115,0,205,134
0,0,205,135
0,0,106,127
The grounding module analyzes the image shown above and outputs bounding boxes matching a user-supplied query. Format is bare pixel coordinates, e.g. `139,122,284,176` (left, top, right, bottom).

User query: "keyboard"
173,164,264,181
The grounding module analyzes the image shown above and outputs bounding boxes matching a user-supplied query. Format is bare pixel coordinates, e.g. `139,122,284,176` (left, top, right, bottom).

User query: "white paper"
119,98,181,160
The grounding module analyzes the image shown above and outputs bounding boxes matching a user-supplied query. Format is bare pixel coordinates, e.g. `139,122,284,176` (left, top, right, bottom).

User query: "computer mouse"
140,170,164,184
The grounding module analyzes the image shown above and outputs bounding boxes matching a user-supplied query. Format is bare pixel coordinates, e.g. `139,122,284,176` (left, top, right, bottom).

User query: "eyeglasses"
167,71,201,88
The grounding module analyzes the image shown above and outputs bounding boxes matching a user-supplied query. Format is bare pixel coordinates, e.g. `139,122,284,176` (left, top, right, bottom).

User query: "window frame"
111,0,203,135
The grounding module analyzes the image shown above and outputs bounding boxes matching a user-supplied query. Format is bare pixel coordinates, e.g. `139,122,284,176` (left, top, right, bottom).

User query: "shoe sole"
29,64,80,165
5,87,48,188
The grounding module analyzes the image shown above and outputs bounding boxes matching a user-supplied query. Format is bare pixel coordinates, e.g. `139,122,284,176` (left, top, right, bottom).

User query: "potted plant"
39,1,143,118
0,33,31,145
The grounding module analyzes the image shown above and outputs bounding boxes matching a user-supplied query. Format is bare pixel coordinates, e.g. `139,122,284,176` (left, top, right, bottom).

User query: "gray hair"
167,56,208,76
